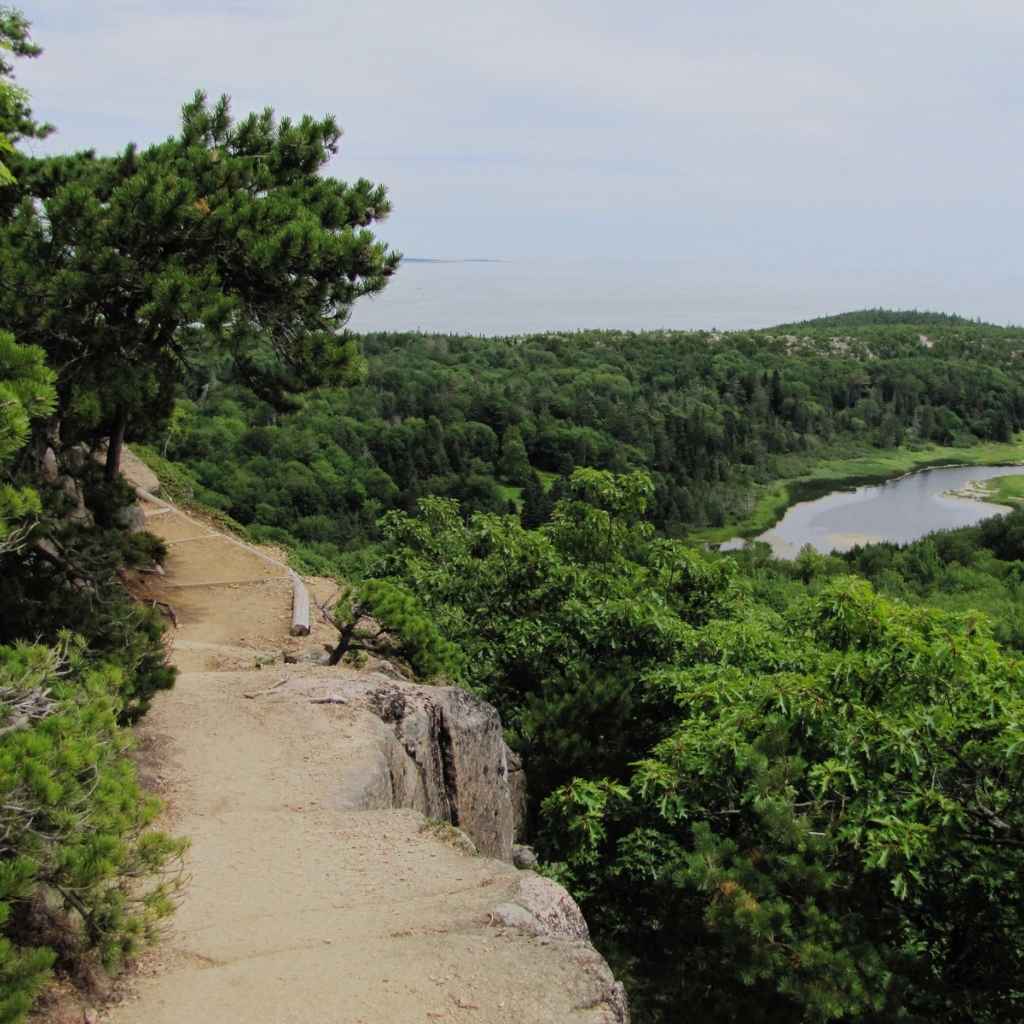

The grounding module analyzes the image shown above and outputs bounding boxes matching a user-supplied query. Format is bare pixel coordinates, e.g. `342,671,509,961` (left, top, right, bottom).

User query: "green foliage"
158,316,1024,573
372,473,1024,1023
329,579,465,681
0,11,408,1018
0,5,51,187
0,640,185,1021
0,90,399,478
0,329,54,550
519,469,554,529
499,425,532,486
725,506,1024,655
128,445,197,505
0,462,176,722
374,470,728,795
591,579,1024,1022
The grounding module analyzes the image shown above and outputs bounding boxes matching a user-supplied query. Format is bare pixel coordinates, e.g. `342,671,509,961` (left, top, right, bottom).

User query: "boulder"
305,670,630,1022
512,844,537,869
365,682,516,862
309,674,522,862
41,447,58,480
61,476,92,524
119,446,161,496
117,503,149,534
489,873,630,1024
505,743,528,841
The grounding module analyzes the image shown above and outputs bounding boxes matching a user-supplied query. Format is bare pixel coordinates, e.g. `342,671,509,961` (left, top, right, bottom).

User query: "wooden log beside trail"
289,571,311,637
134,484,312,637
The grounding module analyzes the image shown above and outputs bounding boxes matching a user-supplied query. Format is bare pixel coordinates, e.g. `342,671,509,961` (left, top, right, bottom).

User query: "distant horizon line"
397,258,1024,278
403,257,511,264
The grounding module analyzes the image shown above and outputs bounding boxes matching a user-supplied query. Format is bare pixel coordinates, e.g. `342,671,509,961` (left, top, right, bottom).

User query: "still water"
722,465,1024,559
347,260,1024,336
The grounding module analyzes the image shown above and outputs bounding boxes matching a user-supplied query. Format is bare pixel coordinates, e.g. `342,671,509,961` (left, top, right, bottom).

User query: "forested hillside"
145,310,1024,1022
353,472,1024,1024
161,312,1024,574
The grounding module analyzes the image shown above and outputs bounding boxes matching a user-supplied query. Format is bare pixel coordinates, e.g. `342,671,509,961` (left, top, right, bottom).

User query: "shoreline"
691,439,1024,547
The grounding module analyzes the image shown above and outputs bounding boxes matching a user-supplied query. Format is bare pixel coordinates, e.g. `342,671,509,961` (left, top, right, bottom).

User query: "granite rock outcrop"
321,676,517,861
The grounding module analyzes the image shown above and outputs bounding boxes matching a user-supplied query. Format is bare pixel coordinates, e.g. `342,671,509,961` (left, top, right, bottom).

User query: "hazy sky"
16,2,1024,273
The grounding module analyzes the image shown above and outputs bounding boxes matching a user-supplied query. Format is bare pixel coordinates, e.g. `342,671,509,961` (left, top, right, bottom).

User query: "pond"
720,464,1024,559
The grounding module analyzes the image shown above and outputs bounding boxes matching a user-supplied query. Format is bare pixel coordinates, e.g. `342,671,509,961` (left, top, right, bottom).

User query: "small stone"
512,844,537,869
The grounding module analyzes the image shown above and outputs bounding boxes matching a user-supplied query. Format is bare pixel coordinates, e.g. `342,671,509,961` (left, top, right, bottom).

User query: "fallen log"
290,572,310,637
135,484,313,637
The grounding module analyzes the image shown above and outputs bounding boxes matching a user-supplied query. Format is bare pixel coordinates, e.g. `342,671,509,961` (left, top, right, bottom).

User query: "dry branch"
149,600,179,629
243,678,290,699
0,685,56,736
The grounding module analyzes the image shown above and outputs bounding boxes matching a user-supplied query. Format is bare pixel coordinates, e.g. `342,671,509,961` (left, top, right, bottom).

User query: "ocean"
346,260,1024,337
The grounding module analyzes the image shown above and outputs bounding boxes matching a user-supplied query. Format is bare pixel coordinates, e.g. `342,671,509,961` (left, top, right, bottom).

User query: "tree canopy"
0,330,54,551
0,91,399,477
0,4,50,184
365,471,1024,1023
149,316,1024,582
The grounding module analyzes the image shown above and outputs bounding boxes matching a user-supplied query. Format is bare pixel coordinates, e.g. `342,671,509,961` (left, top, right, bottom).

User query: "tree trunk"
328,620,356,666
105,404,128,482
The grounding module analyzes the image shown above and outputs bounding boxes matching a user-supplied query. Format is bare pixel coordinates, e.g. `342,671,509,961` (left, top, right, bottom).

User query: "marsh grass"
691,436,1024,544
974,473,1024,507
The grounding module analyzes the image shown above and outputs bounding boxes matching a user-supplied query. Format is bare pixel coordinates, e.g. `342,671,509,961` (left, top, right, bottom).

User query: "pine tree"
520,470,553,529
769,368,784,415
0,4,51,185
0,331,54,553
498,425,531,486
548,474,572,504
0,92,400,478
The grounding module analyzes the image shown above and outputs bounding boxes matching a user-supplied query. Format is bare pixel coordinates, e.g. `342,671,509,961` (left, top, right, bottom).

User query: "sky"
15,1,1024,276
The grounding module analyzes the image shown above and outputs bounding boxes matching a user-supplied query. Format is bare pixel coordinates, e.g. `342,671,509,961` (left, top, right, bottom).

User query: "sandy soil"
76,491,611,1024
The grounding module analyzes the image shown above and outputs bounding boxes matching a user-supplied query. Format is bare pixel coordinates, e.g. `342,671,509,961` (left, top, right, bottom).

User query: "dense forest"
3,6,1024,1023
352,472,1024,1023
158,312,1024,576
154,313,1024,1021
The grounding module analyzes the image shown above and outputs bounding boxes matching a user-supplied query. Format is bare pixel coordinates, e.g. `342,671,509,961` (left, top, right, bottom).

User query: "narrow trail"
95,463,620,1024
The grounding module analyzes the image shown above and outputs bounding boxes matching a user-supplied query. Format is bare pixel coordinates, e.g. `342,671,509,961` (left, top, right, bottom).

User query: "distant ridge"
771,308,998,330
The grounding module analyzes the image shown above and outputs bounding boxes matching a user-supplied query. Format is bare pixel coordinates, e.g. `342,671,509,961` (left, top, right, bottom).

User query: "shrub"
0,640,185,1020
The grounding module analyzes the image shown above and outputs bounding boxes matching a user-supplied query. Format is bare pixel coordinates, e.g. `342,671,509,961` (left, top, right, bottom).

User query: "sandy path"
98,493,614,1024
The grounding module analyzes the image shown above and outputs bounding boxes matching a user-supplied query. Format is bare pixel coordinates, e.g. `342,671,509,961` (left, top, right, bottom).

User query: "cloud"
15,0,1024,271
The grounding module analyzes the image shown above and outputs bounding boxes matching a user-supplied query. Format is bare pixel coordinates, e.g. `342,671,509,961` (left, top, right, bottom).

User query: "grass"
496,483,522,507
498,472,558,508
974,474,1024,507
130,444,251,537
537,470,559,492
129,444,196,504
418,818,479,855
690,436,1024,545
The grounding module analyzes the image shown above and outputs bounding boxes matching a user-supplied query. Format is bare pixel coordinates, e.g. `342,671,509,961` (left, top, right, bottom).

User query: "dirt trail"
96,480,617,1024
